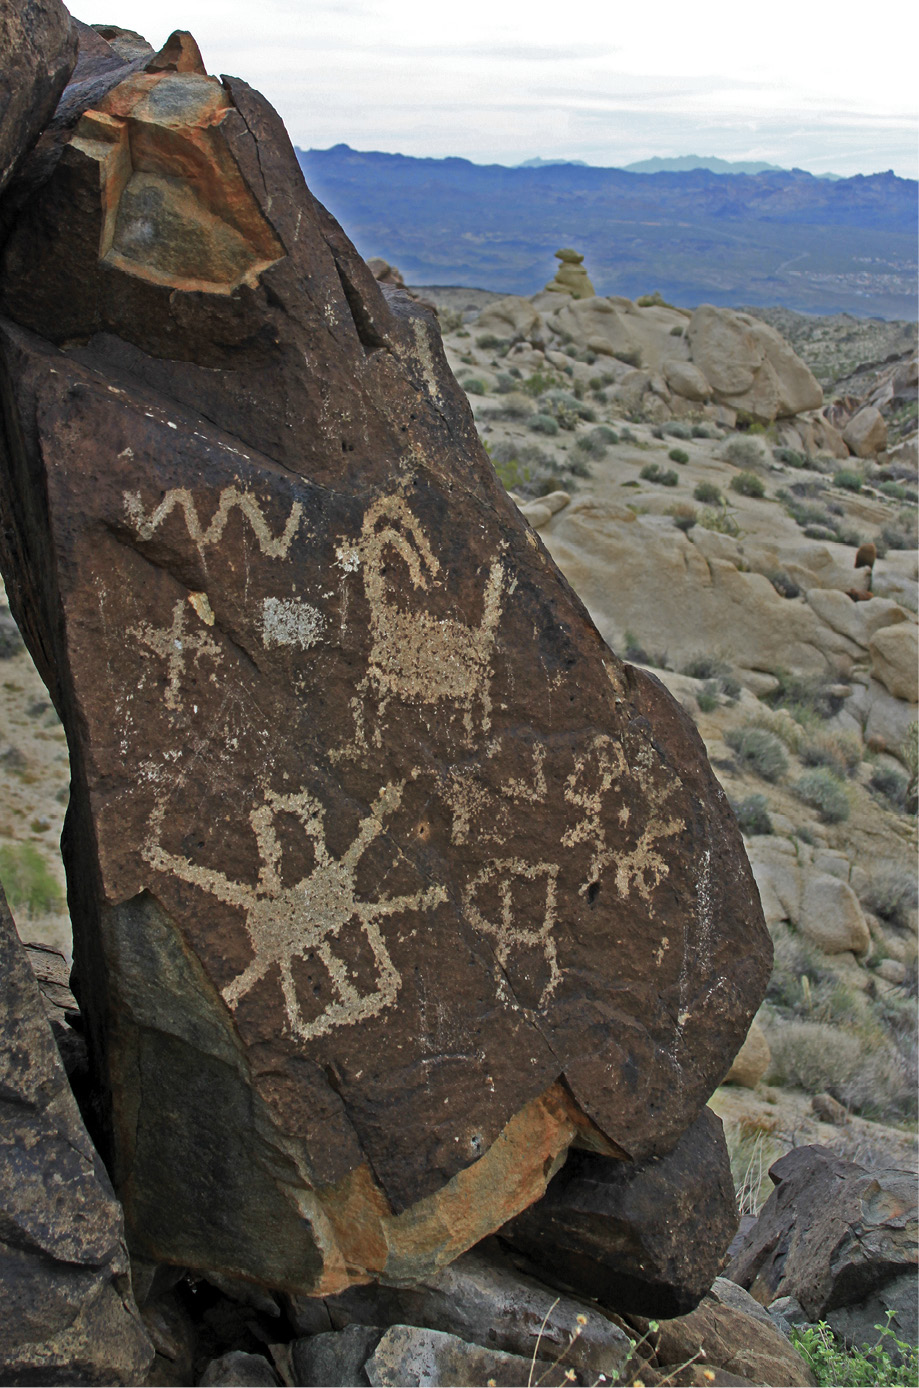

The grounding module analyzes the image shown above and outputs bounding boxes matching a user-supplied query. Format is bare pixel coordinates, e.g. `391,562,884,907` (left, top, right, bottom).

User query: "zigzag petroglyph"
124,485,303,562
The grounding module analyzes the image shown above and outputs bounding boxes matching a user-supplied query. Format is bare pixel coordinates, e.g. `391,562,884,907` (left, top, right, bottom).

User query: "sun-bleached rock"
475,294,546,345
663,358,712,401
686,306,823,422
724,1019,771,1088
868,623,919,702
842,405,887,458
544,246,595,298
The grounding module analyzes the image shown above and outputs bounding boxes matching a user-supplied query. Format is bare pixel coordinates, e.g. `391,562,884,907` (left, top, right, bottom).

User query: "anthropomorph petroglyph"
124,485,303,564
562,734,685,900
144,781,447,1042
130,594,222,710
463,857,561,1009
336,495,507,748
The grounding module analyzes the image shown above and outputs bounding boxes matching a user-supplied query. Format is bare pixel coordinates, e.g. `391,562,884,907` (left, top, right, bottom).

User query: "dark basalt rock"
499,1106,739,1317
0,33,771,1294
0,882,154,1385
0,0,77,196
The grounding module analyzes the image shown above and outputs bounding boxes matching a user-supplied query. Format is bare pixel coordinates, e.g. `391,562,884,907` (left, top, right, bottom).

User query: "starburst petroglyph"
562,734,685,899
130,594,222,710
144,781,447,1042
339,495,507,746
124,484,303,564
463,857,561,1008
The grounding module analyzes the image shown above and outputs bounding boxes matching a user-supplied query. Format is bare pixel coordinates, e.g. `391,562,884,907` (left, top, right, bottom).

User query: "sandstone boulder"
0,39,770,1298
549,296,639,360
475,294,545,345
868,623,919,702
545,247,595,298
726,1146,918,1320
842,405,887,459
0,0,77,195
0,883,154,1384
499,1107,738,1317
686,306,823,421
723,1019,770,1088
663,358,712,401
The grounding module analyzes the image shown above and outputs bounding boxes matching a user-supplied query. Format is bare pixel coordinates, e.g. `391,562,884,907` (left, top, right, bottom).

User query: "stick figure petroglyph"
463,857,561,1009
130,595,222,710
336,495,507,748
144,781,447,1043
124,485,303,565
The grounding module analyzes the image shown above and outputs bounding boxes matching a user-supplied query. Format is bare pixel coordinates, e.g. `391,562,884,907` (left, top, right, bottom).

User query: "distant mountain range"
620,155,841,179
296,145,918,320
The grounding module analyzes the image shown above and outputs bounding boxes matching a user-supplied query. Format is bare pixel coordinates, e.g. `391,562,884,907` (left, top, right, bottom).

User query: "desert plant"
489,391,534,420
462,376,487,395
860,865,918,929
699,506,740,536
794,768,850,823
763,670,847,722
731,471,766,498
725,726,789,781
541,390,595,430
696,682,719,713
668,447,689,464
574,426,615,459
614,347,642,368
0,842,64,916
528,413,559,435
792,1314,919,1387
521,370,561,398
731,793,773,836
767,569,801,599
475,333,509,351
800,730,861,779
834,468,863,492
640,463,679,486
722,436,766,468
669,503,697,532
870,764,910,811
691,424,716,439
773,446,807,467
662,421,692,439
693,480,723,506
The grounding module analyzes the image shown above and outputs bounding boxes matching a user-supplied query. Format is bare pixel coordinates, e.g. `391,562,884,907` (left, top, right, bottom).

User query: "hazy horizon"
69,0,919,181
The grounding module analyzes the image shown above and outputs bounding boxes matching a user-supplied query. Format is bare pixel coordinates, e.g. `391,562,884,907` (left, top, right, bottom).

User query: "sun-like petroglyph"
562,734,685,900
144,781,447,1042
336,495,507,749
124,484,303,563
463,857,561,1008
129,593,222,710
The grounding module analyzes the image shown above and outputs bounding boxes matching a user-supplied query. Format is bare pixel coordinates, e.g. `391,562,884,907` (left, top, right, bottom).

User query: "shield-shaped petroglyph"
463,857,561,1009
336,495,507,750
144,781,446,1042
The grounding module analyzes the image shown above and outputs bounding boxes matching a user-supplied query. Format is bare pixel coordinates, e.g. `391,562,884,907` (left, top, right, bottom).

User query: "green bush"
773,446,807,467
575,426,617,458
528,413,559,435
731,471,766,498
726,726,789,782
860,866,918,929
614,347,642,368
521,370,561,398
722,437,766,468
794,768,850,823
731,793,773,836
463,377,487,395
700,507,740,536
869,765,910,811
669,503,697,532
834,468,863,492
475,333,509,351
792,1315,919,1387
640,463,679,486
691,424,716,439
696,684,719,713
0,842,64,916
668,447,689,464
693,480,723,505
662,421,692,439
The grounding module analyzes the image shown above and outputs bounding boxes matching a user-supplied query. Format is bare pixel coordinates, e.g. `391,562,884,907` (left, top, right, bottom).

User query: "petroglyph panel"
124,485,302,563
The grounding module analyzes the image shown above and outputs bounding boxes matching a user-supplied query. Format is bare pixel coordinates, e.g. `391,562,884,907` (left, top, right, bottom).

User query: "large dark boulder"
0,35,771,1294
726,1146,918,1321
499,1106,739,1317
0,882,154,1385
0,0,77,195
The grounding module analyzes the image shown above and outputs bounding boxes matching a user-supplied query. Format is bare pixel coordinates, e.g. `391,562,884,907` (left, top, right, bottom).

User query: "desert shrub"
731,471,766,498
879,516,917,551
834,468,863,492
493,372,516,394
773,446,807,467
614,347,642,368
521,370,561,398
860,866,918,929
669,503,697,532
662,421,692,439
693,480,723,505
800,730,862,779
763,669,847,722
722,436,766,468
489,391,534,420
669,324,684,336
878,480,919,503
725,726,788,782
794,768,850,823
541,390,596,429
682,654,729,682
475,333,509,351
574,426,615,459
0,842,63,916
668,447,689,464
731,793,773,836
691,424,716,439
696,682,719,712
462,376,487,395
767,569,801,599
640,463,679,486
528,413,559,435
870,764,910,811
699,506,740,536
792,1315,919,1387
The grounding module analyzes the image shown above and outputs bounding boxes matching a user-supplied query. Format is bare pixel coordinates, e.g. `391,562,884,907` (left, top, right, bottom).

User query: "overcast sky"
68,0,918,178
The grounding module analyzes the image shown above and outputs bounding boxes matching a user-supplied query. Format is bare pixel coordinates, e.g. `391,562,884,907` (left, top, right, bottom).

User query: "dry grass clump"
725,725,789,782
723,1117,786,1216
799,729,862,779
860,864,918,930
794,768,850,823
764,1020,914,1122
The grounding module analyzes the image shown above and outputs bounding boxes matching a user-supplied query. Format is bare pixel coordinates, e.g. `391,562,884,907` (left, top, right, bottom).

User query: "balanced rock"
0,883,154,1384
0,36,770,1295
726,1146,918,1320
499,1107,739,1317
0,0,77,195
686,306,823,421
545,246,595,298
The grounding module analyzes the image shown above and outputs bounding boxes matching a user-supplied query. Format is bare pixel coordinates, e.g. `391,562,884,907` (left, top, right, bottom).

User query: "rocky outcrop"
545,247,595,298
0,28,771,1299
723,1019,770,1089
499,1107,739,1317
0,882,154,1385
727,1147,918,1328
474,294,545,345
686,306,824,422
843,405,888,458
0,0,77,195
